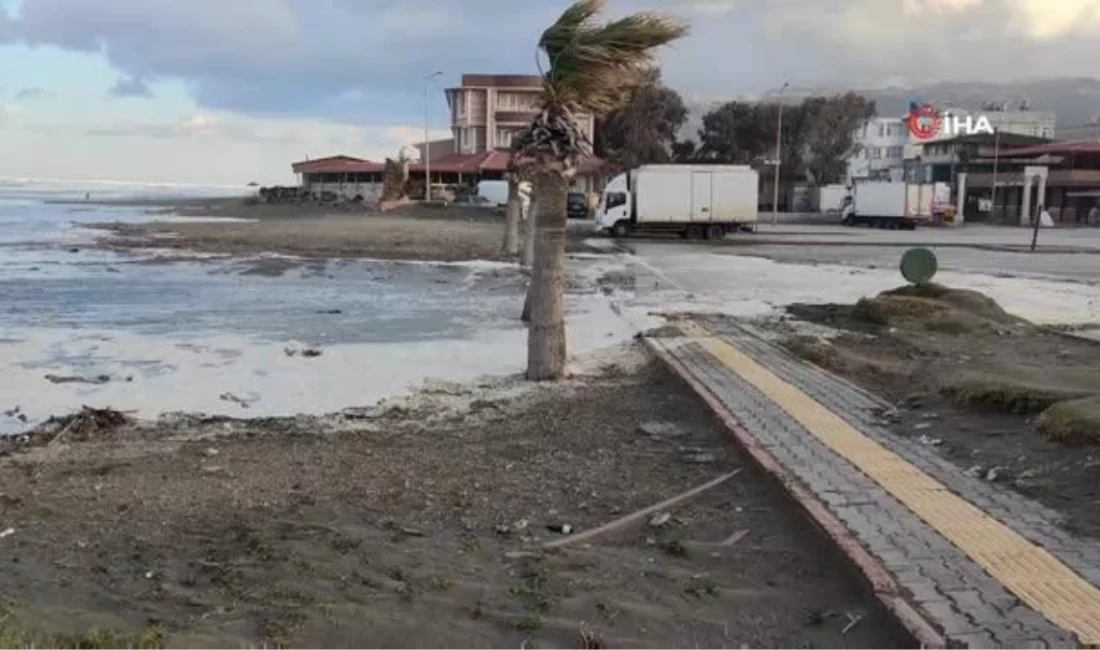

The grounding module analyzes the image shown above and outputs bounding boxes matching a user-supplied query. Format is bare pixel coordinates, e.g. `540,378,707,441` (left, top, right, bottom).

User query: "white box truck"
840,180,952,229
811,184,849,213
596,165,759,239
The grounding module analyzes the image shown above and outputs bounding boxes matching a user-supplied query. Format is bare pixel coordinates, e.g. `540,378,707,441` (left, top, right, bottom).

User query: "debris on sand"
219,392,259,408
36,406,133,445
284,346,323,358
44,373,111,385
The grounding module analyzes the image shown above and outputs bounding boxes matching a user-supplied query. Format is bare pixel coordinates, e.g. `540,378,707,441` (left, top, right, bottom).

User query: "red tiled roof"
292,155,384,174
999,139,1100,158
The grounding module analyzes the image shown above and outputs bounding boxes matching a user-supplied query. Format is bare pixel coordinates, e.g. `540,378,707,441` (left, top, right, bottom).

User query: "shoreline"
0,344,912,648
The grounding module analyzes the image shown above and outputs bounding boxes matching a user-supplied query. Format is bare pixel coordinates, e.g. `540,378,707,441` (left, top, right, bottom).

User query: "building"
965,138,1100,224
442,74,595,155
847,117,908,182
289,74,606,203
410,73,604,196
291,155,385,202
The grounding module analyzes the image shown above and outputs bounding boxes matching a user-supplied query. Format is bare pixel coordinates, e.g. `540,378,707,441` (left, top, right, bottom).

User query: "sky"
2,0,1100,185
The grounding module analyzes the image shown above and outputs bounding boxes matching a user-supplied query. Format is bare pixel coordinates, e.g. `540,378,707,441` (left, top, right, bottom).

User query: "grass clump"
1038,397,1100,444
942,372,1093,415
782,336,907,381
0,615,164,650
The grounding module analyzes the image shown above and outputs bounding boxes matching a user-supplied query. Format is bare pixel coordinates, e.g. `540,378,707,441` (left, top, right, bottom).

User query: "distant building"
411,73,604,196
289,74,607,203
291,155,385,202
847,117,908,183
442,74,595,154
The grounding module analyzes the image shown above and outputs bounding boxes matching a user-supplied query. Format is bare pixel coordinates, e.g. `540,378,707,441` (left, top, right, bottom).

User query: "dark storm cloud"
5,0,1100,121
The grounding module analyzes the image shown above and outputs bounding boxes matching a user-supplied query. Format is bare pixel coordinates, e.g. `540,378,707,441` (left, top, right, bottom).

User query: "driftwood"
542,468,743,550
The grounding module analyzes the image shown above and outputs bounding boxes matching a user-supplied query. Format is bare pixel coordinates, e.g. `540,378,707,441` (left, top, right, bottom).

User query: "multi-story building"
847,117,908,182
442,74,595,155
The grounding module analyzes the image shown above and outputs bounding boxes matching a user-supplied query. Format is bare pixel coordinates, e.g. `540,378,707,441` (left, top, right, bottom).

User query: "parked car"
567,192,590,219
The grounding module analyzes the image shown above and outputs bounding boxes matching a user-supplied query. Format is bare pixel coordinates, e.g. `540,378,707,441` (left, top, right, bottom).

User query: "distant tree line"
595,77,876,186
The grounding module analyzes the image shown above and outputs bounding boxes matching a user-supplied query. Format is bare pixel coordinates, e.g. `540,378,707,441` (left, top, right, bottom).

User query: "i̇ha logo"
907,102,994,141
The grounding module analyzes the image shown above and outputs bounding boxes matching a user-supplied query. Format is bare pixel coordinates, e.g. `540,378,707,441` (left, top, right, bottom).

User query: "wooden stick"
542,468,743,550
720,529,750,547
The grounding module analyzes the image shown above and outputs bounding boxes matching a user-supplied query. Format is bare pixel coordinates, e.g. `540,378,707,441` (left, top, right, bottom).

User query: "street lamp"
772,81,790,227
424,71,443,202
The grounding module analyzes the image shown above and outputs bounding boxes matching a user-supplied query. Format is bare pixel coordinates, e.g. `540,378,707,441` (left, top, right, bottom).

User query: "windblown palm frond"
539,0,688,116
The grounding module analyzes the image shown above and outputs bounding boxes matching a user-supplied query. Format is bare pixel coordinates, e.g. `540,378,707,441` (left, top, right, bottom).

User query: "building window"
887,146,903,159
457,91,466,117
497,128,514,148
878,123,886,138
870,147,883,160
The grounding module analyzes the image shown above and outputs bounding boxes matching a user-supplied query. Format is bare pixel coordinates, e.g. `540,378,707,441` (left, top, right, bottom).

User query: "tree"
670,138,699,162
800,93,876,184
696,101,759,163
502,138,532,258
517,0,687,380
595,69,688,172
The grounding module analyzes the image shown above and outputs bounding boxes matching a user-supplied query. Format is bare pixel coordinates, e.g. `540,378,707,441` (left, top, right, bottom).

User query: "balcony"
495,110,538,124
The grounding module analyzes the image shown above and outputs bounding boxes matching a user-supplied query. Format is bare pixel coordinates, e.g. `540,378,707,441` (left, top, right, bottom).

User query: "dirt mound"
881,284,1019,324
789,284,1023,337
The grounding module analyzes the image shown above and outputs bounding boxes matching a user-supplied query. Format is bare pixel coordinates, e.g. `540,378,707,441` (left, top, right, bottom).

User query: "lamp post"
424,71,443,201
990,127,1001,221
772,81,790,226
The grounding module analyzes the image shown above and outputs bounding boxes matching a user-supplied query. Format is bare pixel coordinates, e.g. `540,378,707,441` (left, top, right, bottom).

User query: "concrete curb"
644,335,946,649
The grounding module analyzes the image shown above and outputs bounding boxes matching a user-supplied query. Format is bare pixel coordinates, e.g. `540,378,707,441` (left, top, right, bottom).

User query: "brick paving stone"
724,328,1100,593
651,334,1082,648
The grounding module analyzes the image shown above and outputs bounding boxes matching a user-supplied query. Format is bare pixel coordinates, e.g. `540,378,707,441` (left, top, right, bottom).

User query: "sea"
0,178,641,435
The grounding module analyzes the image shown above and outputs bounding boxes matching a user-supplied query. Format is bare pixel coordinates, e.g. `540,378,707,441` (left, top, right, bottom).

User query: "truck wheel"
704,224,725,240
610,220,630,238
685,224,704,240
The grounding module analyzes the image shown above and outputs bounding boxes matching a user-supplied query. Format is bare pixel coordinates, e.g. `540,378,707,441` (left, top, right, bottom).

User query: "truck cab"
596,172,632,236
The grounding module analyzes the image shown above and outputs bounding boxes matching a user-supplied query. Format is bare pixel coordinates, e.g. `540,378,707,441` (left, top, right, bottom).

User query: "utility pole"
990,127,1001,221
772,81,790,226
424,71,443,201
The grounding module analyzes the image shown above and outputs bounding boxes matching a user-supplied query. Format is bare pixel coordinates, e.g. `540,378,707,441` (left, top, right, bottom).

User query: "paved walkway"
647,321,1100,649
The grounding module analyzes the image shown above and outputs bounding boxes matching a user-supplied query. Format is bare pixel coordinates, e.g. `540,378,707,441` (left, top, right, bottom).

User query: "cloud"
8,0,1098,119
8,110,453,183
108,76,152,98
7,0,561,123
13,86,45,101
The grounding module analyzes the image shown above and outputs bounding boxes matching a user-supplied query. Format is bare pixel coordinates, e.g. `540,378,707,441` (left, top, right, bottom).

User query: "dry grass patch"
1038,397,1100,444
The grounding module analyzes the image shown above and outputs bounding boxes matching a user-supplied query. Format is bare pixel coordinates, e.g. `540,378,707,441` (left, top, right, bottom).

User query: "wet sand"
0,349,913,648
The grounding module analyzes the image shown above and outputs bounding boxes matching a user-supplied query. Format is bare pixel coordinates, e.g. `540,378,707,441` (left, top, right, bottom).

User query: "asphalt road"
604,224,1100,284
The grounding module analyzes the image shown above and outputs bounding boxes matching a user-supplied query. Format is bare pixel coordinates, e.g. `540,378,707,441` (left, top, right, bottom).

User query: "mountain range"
682,77,1100,142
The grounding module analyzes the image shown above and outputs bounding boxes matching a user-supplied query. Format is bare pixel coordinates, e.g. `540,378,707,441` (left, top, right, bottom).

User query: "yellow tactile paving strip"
676,324,1100,645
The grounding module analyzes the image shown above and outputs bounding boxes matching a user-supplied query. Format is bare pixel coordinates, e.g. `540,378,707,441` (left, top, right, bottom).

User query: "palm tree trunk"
526,168,569,380
501,178,520,256
520,196,537,322
521,197,537,267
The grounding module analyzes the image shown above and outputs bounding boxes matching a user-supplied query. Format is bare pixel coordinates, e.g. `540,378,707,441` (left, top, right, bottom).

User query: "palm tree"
501,138,532,258
519,0,687,380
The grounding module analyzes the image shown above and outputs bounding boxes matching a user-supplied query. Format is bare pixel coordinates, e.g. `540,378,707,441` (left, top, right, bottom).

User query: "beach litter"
44,373,111,385
219,392,260,408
